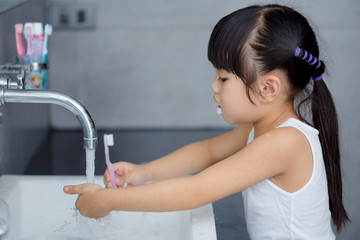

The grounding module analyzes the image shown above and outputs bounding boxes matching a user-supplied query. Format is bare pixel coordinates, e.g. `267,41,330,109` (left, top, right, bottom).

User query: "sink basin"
0,175,217,240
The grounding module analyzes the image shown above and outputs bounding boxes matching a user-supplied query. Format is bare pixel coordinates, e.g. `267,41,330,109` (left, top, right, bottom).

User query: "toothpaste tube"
32,22,43,62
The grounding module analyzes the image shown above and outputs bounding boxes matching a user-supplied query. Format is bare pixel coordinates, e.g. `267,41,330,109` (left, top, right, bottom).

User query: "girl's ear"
258,74,281,102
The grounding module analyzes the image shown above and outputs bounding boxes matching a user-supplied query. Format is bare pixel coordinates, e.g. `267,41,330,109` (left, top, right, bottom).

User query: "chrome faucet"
0,64,97,150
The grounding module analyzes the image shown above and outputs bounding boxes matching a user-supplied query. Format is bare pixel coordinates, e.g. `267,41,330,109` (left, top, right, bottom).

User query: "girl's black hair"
208,4,349,232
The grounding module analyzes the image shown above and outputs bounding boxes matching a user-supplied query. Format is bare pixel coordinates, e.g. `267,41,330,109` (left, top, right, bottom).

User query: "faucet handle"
0,65,32,89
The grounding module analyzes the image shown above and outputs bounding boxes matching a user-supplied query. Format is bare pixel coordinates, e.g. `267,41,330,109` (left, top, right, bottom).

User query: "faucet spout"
1,89,97,150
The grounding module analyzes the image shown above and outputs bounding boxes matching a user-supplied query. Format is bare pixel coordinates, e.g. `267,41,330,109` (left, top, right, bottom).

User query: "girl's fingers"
116,178,122,186
115,166,126,176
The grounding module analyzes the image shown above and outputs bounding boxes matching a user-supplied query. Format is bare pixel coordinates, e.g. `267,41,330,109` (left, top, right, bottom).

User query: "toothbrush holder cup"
16,55,48,90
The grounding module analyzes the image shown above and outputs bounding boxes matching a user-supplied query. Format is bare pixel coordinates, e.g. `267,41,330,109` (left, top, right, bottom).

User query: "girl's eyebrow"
219,71,232,78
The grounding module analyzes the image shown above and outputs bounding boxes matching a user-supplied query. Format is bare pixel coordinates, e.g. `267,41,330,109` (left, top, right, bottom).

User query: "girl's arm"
104,123,253,187
65,127,302,218
144,123,253,181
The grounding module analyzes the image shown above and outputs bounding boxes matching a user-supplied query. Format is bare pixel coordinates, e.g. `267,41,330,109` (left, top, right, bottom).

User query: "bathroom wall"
0,0,49,174
47,0,229,129
47,0,360,130
46,1,360,238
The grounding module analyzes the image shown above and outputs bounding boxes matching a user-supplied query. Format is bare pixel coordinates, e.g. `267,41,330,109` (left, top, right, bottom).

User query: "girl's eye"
218,77,227,82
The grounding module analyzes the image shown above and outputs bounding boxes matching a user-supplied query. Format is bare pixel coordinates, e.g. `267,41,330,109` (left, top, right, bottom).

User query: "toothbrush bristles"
104,134,114,146
24,23,32,36
45,24,53,35
15,23,23,33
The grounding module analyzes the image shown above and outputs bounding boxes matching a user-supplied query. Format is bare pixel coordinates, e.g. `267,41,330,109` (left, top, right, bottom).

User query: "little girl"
64,4,349,239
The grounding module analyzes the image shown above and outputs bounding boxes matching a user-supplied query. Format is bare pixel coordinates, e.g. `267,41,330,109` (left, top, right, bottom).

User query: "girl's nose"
211,78,218,92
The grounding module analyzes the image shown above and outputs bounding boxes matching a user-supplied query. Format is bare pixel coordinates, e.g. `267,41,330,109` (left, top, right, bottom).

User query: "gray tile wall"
0,0,49,174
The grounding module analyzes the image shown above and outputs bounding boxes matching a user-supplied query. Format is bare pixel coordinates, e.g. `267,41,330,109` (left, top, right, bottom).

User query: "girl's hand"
104,162,150,188
63,184,110,219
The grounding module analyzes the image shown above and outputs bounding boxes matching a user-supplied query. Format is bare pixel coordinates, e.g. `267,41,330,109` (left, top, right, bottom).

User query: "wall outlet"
49,4,96,29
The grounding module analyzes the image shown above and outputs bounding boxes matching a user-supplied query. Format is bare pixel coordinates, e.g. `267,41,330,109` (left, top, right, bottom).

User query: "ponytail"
295,46,349,231
312,79,350,232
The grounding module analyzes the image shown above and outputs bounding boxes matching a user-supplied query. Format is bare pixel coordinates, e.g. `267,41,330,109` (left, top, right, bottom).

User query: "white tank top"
242,118,335,240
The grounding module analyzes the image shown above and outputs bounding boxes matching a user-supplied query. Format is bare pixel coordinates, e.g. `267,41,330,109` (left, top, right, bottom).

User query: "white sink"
0,175,217,240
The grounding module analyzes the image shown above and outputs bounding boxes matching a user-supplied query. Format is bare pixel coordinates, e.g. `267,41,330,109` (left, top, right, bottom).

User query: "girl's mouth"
213,95,222,115
216,105,222,115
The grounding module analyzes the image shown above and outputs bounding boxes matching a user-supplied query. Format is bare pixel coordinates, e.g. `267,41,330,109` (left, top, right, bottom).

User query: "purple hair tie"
306,53,313,63
295,47,323,81
310,57,317,65
295,46,323,67
313,75,322,81
301,51,308,60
